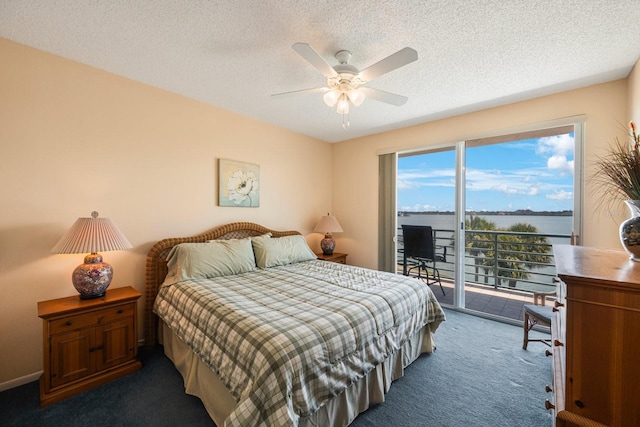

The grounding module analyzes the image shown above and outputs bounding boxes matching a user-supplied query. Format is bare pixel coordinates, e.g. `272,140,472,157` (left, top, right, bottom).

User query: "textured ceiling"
1,1,640,143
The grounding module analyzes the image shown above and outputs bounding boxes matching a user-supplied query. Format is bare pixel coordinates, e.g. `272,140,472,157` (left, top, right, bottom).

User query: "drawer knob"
545,400,555,410
554,339,564,347
554,301,564,308
65,321,72,326
117,309,124,314
545,385,553,393
545,349,553,357
575,400,585,409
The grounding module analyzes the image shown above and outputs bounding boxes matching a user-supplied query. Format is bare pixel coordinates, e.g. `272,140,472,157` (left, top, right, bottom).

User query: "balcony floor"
431,279,540,322
395,267,552,325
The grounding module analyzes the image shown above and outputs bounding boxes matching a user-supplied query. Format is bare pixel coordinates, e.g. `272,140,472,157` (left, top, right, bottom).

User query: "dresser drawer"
49,303,135,335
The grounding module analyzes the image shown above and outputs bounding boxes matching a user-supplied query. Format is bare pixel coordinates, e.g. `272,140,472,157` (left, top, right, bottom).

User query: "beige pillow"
251,234,316,268
163,238,256,285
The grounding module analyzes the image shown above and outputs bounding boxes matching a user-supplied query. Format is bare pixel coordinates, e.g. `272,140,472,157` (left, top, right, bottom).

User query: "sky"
397,132,575,212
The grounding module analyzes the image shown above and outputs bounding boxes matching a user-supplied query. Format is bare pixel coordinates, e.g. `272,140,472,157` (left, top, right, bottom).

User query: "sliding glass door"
397,146,460,303
394,122,581,320
462,126,577,319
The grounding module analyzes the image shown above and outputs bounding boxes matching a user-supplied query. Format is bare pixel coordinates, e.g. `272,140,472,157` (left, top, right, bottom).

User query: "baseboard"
1,340,148,393
0,371,42,392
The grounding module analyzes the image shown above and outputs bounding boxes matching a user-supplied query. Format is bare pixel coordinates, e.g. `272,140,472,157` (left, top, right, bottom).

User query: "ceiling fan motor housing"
331,50,362,87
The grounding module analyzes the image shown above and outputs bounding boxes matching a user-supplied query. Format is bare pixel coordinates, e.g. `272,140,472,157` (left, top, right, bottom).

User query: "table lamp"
51,211,132,299
313,213,343,255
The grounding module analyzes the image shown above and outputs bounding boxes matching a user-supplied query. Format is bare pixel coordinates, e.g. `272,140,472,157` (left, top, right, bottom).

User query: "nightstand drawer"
49,304,135,335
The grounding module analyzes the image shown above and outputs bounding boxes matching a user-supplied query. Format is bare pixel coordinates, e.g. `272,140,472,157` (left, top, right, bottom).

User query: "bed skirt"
160,321,435,427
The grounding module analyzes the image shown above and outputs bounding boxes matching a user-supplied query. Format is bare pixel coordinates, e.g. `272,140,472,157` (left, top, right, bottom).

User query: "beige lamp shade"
313,214,343,234
52,211,132,299
313,214,343,255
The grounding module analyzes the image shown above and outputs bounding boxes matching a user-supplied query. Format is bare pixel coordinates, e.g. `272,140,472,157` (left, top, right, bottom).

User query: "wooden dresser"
551,245,640,426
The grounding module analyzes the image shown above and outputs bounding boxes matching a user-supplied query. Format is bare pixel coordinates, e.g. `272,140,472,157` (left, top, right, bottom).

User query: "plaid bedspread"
154,260,445,427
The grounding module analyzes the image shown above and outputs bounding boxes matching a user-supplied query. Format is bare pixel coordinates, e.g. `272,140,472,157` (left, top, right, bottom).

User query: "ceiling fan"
272,43,418,126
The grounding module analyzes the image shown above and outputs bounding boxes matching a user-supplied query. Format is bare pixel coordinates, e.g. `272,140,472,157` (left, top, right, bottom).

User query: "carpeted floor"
0,308,553,426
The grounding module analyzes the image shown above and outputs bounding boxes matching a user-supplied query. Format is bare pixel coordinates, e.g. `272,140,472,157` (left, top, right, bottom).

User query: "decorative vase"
619,200,640,261
320,233,335,255
72,253,113,299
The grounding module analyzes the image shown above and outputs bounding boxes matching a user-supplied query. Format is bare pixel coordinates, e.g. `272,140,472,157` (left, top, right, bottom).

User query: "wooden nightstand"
37,286,142,407
315,252,348,264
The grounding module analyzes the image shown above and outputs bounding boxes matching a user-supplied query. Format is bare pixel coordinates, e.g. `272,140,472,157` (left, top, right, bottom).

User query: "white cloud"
467,169,541,196
547,190,573,200
537,134,574,157
401,204,439,212
397,168,456,191
547,155,574,174
397,180,417,190
538,134,575,175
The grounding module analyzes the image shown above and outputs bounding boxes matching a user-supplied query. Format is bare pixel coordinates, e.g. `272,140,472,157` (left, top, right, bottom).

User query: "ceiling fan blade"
358,47,418,82
292,43,338,78
271,87,328,98
359,87,408,106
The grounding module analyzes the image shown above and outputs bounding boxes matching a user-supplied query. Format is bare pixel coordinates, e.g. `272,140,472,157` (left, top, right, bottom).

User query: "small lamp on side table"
313,213,343,255
51,211,132,299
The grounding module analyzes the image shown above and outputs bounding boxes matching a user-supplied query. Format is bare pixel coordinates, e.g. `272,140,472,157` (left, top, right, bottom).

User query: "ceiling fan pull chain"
342,112,350,129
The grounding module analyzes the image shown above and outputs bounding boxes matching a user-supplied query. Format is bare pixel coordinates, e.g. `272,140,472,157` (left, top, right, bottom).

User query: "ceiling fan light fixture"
323,90,340,107
336,93,350,115
347,89,365,106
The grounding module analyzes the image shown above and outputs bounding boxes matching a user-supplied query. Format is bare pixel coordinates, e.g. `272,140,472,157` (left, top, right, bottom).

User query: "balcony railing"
397,228,573,294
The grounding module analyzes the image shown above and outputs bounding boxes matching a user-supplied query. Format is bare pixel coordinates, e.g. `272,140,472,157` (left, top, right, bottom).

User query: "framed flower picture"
218,159,260,207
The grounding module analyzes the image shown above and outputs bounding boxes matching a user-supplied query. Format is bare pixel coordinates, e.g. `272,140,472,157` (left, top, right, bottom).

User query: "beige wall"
0,38,332,386
333,80,630,269
1,35,636,388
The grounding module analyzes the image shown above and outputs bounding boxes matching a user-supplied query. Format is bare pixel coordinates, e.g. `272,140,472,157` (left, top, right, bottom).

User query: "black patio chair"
401,225,446,295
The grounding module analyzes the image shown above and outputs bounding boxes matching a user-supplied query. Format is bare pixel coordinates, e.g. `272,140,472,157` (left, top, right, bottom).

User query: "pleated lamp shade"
52,211,132,299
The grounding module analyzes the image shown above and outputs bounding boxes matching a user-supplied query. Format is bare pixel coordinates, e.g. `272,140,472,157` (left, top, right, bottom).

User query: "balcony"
397,227,572,322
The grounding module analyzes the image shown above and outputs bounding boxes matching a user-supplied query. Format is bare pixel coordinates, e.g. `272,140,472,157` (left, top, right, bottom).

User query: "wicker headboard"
144,222,300,347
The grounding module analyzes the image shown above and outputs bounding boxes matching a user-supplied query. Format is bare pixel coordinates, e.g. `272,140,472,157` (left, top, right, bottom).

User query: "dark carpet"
0,309,553,426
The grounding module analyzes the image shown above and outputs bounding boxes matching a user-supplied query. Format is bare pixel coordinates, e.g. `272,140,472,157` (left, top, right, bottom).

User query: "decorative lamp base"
72,253,113,299
320,233,335,255
620,200,640,262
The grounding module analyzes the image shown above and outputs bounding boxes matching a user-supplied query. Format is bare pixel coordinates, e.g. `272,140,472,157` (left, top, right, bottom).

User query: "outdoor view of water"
398,213,573,236
397,213,574,292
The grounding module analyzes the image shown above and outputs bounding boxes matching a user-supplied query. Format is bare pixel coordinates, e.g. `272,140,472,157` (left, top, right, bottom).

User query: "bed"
144,222,445,427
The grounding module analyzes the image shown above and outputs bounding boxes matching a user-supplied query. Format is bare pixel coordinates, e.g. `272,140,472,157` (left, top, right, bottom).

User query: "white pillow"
163,238,256,285
251,234,316,268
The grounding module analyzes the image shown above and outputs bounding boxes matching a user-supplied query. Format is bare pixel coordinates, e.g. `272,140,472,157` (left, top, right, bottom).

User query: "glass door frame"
394,116,584,312
453,141,466,308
